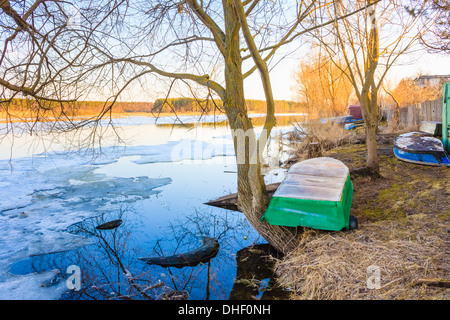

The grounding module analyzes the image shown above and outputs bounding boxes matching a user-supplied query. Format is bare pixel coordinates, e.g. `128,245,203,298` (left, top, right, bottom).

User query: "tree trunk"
365,118,379,174
222,5,302,253
360,1,381,177
223,60,302,253
360,93,380,176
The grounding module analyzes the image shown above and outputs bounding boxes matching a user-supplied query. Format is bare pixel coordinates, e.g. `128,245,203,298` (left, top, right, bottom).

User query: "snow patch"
0,269,67,300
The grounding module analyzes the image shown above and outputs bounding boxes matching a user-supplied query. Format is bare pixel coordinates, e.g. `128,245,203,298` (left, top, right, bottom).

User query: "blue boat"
320,115,364,130
393,132,450,166
344,119,364,130
394,82,450,167
344,123,356,130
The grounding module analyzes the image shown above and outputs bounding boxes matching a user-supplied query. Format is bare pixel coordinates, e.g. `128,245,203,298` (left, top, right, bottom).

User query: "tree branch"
0,77,76,102
233,0,275,137
94,54,226,100
242,0,382,79
185,0,226,56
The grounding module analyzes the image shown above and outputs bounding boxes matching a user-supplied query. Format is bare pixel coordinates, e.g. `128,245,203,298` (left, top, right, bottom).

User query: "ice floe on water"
0,269,68,300
0,135,237,299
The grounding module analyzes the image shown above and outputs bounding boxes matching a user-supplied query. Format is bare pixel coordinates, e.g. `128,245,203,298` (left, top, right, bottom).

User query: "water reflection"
229,244,290,300
64,208,238,300
138,209,259,300
9,205,289,300
63,210,156,300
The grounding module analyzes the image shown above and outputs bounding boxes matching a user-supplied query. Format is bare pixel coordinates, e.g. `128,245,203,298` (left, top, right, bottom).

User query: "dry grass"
276,217,449,300
290,120,362,162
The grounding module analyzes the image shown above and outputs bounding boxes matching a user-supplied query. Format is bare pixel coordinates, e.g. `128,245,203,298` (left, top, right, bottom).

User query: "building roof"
416,75,450,79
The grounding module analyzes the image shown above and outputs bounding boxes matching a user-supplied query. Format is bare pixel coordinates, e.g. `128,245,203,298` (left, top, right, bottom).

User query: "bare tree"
382,74,441,129
311,0,438,175
293,48,354,119
83,0,329,253
0,0,131,148
1,0,383,252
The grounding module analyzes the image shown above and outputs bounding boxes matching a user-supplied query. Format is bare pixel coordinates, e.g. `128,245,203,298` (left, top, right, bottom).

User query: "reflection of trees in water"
60,207,262,300
21,207,286,300
63,209,161,300
147,209,259,300
153,209,290,300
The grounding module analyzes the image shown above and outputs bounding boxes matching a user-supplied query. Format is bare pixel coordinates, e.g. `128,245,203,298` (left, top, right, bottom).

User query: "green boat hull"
260,159,353,231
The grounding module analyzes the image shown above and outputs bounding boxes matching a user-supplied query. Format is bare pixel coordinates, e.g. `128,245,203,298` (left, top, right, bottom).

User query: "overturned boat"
393,132,450,167
260,157,356,231
138,237,220,268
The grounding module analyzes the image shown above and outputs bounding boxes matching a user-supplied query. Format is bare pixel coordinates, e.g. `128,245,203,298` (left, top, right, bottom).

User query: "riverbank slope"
276,132,449,299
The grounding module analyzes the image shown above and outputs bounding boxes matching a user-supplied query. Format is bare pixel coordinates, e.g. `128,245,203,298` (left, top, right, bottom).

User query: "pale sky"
244,49,450,102
118,46,450,104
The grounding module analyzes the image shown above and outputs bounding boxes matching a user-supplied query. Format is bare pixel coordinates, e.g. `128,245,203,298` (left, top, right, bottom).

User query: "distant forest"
0,99,155,118
152,98,304,114
1,98,305,118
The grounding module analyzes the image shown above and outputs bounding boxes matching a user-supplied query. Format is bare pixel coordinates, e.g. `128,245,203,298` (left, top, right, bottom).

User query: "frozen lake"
0,114,303,300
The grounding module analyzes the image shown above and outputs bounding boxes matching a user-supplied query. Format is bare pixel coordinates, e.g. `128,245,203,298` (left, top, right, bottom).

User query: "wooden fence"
384,97,443,129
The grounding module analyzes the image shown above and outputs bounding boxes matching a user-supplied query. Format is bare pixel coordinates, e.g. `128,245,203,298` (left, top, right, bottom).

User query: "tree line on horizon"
1,98,306,118
152,98,304,114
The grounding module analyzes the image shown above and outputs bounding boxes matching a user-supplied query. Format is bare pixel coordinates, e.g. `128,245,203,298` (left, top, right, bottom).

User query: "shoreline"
0,111,307,124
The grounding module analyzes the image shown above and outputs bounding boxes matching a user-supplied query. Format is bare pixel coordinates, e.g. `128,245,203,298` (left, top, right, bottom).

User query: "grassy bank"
275,129,449,300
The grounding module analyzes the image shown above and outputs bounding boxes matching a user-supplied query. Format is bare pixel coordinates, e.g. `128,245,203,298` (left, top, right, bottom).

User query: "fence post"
443,82,450,153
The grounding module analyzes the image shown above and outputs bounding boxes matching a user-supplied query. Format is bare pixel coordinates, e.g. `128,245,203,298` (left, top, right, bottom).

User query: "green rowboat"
260,157,354,231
